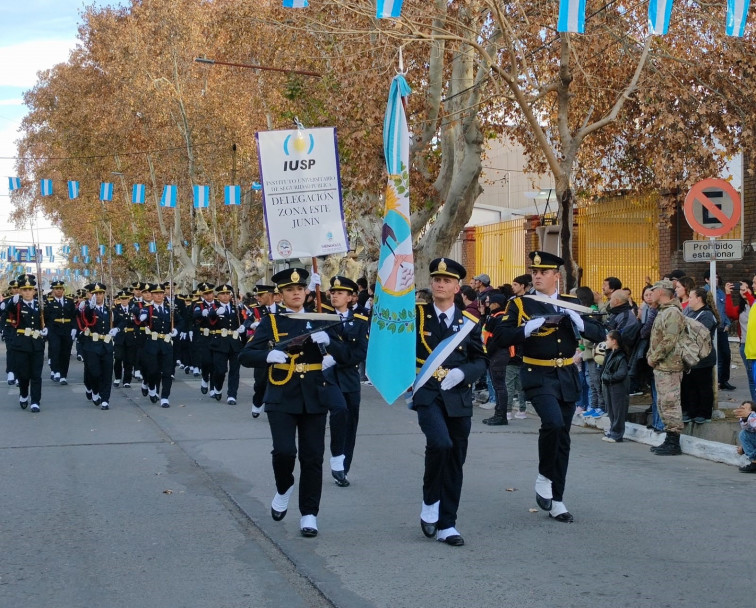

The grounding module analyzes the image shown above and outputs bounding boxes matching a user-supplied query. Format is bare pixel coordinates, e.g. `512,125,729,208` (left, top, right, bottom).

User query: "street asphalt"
1,351,753,608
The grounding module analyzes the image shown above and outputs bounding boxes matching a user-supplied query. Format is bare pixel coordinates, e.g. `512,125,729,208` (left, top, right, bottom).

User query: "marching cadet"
192,282,217,394
137,282,182,407
249,284,279,417
112,290,136,388
44,279,76,384
78,282,118,410
1,278,20,385
412,258,487,547
492,251,606,523
174,290,194,373
206,283,247,405
183,287,202,376
6,274,46,412
238,268,331,538
129,281,149,387
316,276,369,487
163,281,185,368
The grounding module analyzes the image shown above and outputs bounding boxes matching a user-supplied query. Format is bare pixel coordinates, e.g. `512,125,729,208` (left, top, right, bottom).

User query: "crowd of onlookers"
450,268,756,464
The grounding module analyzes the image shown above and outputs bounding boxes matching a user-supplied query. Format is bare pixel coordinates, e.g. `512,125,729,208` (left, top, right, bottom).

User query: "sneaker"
30,404,40,413
602,436,617,443
478,401,496,410
593,408,606,417
582,408,596,417
506,412,513,420
363,380,373,387
514,411,527,419
739,462,756,473
693,417,710,424
682,414,691,423
629,391,643,397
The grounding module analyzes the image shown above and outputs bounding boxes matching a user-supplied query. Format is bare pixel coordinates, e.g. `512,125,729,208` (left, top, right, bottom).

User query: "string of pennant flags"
8,178,262,208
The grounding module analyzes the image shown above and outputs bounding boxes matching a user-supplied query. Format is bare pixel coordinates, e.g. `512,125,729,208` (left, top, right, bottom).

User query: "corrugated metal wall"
472,219,527,286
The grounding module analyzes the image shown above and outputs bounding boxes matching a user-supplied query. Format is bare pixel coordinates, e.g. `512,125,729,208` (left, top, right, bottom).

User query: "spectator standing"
459,285,481,320
725,278,756,401
600,277,622,314
575,286,604,417
734,401,756,473
481,293,510,425
680,288,718,424
646,279,686,456
705,270,735,391
636,285,662,431
472,273,494,300
675,276,695,310
601,330,630,442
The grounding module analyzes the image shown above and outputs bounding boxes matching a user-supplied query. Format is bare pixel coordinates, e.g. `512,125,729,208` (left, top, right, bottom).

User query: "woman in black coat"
601,330,629,442
681,287,718,423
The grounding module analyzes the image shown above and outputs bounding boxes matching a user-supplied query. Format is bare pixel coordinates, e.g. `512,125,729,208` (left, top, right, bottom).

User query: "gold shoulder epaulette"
321,303,335,312
461,310,479,322
354,313,368,321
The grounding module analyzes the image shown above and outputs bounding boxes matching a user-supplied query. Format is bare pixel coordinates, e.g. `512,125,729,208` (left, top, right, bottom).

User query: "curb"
574,412,751,467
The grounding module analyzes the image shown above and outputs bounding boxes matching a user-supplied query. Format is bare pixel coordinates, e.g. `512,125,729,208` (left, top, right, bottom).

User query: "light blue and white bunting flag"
648,0,674,34
161,185,177,208
148,241,157,254
99,182,113,201
251,181,262,191
84,256,90,264
726,0,750,36
98,244,106,256
8,177,21,191
81,245,89,257
193,185,210,208
73,255,79,264
133,243,140,252
28,246,36,260
376,0,403,18
224,185,241,206
115,244,123,255
83,269,90,277
45,246,53,259
557,0,586,33
68,180,80,199
40,179,53,196
365,74,415,405
132,184,145,204
282,0,308,7
62,245,71,254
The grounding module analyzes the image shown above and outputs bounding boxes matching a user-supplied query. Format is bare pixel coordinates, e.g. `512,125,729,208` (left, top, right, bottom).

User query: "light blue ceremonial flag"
132,184,145,204
50,255,55,263
45,246,53,258
193,185,210,208
73,256,79,264
376,0,404,18
166,241,172,251
84,256,90,264
74,269,80,277
28,246,36,261
81,245,89,257
40,179,53,196
365,74,415,405
99,182,113,201
251,181,262,191
161,185,177,208
68,180,80,199
148,241,157,254
83,269,90,277
557,0,586,33
98,244,106,256
96,256,101,264
115,244,123,255
282,0,308,7
133,243,140,252
62,245,71,254
224,185,241,206
648,0,674,34
8,177,21,191
9,246,17,260
726,0,750,36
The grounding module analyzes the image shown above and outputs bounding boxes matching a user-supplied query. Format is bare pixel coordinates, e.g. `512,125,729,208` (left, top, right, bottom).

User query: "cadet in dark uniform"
206,283,246,405
320,276,369,487
44,279,76,384
137,283,181,407
412,258,487,547
248,285,278,417
238,268,330,538
6,274,46,411
130,281,149,384
1,279,20,385
78,282,117,410
492,251,606,522
192,282,216,392
112,290,136,388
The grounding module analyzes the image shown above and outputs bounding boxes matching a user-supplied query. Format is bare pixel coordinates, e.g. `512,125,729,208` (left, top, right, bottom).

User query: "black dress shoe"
331,470,350,487
161,401,170,408
150,395,159,403
213,392,222,401
141,387,148,397
85,390,92,401
720,382,737,391
420,519,438,538
300,527,318,538
184,367,191,374
438,535,465,546
549,511,574,523
739,462,756,473
271,507,287,521
536,493,552,511
19,399,28,410
93,397,102,406
200,386,208,395
483,415,507,426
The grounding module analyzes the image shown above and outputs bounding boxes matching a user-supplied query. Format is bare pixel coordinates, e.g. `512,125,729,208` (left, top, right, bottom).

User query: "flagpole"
32,219,45,330
311,257,322,312
108,223,115,329
153,230,161,279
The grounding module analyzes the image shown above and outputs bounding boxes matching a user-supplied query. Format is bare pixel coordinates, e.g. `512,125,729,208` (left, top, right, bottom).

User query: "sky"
0,1,123,254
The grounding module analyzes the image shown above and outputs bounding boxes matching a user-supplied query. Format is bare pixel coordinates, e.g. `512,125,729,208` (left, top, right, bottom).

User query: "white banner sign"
256,127,349,260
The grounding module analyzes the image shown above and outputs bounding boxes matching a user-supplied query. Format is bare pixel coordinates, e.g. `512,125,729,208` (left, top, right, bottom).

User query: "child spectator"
735,401,756,473
600,330,629,442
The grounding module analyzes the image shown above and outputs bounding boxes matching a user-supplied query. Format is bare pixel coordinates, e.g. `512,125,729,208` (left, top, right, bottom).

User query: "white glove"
250,321,260,330
139,311,148,322
179,332,187,340
216,306,226,316
266,350,289,364
440,368,465,390
78,300,87,311
236,324,246,334
71,329,78,340
311,331,330,345
12,294,20,304
108,328,119,337
565,309,585,332
523,317,546,337
41,327,48,337
90,295,97,307
307,272,321,291
189,331,193,340
170,328,178,338
202,308,209,317
322,354,337,369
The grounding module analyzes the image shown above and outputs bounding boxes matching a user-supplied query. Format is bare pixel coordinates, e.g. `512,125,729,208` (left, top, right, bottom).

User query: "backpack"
677,315,713,369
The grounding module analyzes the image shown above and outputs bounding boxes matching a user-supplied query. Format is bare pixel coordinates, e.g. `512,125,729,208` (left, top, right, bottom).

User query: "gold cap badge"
438,259,448,272
533,253,542,266
334,277,341,287
291,270,300,283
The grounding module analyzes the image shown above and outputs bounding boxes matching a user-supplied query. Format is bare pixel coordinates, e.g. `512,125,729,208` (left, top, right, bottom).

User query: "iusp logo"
283,130,317,172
